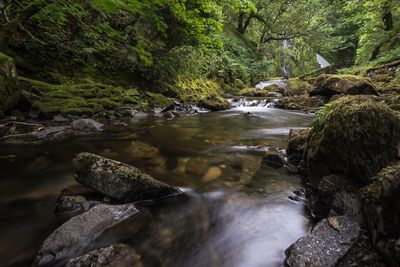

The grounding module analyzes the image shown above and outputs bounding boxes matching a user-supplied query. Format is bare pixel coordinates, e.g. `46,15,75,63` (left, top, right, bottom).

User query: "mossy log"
73,153,181,202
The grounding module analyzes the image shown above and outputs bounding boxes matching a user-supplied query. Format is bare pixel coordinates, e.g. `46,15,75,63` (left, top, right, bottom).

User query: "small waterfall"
228,98,275,108
316,53,331,68
282,39,291,78
255,79,287,90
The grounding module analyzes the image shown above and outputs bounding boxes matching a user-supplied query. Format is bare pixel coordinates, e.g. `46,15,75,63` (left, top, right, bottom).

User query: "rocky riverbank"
283,95,400,267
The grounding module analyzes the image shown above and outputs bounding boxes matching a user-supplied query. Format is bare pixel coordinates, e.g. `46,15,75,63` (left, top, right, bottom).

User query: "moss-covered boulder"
310,74,378,98
287,78,313,96
275,96,325,112
198,95,231,111
361,163,400,266
305,96,400,188
0,53,20,112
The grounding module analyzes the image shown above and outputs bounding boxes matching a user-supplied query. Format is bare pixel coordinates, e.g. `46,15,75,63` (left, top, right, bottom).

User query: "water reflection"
0,107,313,267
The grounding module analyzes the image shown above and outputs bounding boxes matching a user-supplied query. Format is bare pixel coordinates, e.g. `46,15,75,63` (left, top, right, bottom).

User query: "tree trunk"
237,11,245,34
0,0,50,52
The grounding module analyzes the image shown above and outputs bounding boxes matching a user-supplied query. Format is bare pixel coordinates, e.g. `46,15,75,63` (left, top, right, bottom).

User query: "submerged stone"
73,153,181,202
305,95,400,188
34,204,149,266
262,148,285,168
285,216,360,267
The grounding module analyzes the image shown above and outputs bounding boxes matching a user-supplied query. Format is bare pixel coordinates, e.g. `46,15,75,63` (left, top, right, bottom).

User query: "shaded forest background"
1,0,399,113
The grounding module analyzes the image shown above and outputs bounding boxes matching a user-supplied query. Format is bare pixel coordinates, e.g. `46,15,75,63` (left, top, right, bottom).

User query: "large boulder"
285,216,360,267
34,204,150,266
0,52,20,112
361,163,400,266
310,74,378,98
286,78,313,96
73,153,181,202
305,96,400,188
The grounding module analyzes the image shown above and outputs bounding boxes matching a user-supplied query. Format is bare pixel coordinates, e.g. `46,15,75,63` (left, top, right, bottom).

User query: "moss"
305,95,400,188
165,77,223,101
275,96,325,112
312,74,378,96
145,92,174,108
0,52,20,112
198,95,231,111
19,76,147,117
287,78,313,96
361,163,400,204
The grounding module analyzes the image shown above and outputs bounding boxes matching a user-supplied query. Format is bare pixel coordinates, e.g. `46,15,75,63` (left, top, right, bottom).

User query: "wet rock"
275,96,325,112
73,153,181,202
33,126,67,139
285,216,360,267
262,148,285,168
55,186,107,222
330,191,364,224
197,96,231,111
34,204,149,266
71,119,104,132
361,163,400,266
66,244,143,267
310,74,379,98
53,114,69,122
286,78,313,96
0,52,20,113
305,95,400,188
287,128,310,166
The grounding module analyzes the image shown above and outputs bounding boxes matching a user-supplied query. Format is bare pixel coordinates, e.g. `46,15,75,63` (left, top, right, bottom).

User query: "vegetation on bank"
0,0,399,115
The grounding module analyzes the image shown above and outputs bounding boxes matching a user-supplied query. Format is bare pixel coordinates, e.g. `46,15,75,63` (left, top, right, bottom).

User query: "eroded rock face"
287,128,310,166
0,52,19,112
73,153,181,202
66,244,143,267
310,74,379,98
35,204,150,267
361,163,400,266
305,95,400,188
285,216,360,267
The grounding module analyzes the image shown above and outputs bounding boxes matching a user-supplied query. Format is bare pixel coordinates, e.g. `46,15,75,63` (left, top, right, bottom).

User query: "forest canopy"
0,0,399,86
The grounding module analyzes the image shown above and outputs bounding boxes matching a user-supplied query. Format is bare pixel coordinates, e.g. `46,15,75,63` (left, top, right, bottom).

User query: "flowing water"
0,106,313,267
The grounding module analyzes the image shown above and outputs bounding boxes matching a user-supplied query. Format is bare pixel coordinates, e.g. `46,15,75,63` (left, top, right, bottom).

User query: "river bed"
0,106,313,267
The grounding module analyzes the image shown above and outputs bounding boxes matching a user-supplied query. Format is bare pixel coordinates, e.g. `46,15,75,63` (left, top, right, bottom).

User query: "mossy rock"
0,53,20,112
361,163,400,266
275,96,325,112
145,92,174,108
305,95,400,188
197,96,231,111
310,74,378,98
286,78,313,96
19,77,143,117
239,84,284,97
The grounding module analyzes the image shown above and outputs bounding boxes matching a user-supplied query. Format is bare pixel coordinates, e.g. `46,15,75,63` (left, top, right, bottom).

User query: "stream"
0,105,313,267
